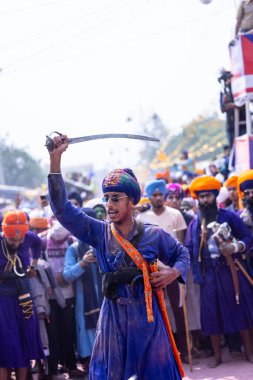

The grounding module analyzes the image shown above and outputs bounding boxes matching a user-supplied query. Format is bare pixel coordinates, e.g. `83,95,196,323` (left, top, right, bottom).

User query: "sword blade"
68,133,159,144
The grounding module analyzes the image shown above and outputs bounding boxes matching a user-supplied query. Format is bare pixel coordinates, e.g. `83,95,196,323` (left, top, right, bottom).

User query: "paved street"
183,348,253,380
53,347,253,380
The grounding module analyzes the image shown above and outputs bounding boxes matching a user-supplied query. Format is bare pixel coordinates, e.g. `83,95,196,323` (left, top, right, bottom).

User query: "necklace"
1,238,25,277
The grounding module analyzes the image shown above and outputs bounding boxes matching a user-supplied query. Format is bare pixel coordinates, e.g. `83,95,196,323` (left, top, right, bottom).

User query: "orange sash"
110,224,184,378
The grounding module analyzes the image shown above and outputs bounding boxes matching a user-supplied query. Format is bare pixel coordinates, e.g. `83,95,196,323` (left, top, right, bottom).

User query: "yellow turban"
2,210,29,239
136,197,151,207
224,175,238,189
189,176,221,199
237,169,253,199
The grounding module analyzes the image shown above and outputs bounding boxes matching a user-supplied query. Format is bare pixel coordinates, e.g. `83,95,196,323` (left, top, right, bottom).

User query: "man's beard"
246,197,253,217
199,199,219,225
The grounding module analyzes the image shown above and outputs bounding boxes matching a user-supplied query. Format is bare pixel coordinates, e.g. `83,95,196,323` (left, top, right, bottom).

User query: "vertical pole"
181,284,193,372
234,108,239,137
245,99,252,135
0,146,5,184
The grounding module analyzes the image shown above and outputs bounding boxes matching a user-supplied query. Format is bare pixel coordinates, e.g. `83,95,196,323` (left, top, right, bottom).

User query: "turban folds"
237,170,253,198
145,179,166,199
137,197,151,207
225,175,238,189
2,210,29,239
189,176,221,199
102,168,141,205
166,183,184,199
29,217,48,230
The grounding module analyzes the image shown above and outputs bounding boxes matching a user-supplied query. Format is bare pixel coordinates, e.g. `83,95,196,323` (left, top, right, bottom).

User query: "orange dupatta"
110,224,184,378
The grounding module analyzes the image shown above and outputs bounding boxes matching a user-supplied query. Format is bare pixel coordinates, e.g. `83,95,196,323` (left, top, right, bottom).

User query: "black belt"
102,267,143,300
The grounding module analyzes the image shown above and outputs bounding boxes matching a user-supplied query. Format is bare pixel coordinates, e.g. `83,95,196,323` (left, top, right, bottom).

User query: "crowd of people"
2,2,253,379
0,132,253,380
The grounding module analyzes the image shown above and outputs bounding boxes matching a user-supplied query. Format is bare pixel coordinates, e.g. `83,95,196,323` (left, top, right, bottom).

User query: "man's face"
198,192,216,206
94,206,107,221
6,236,24,249
166,194,181,210
227,186,238,202
198,191,218,224
150,191,165,208
224,148,230,157
243,189,253,208
103,192,132,224
69,198,81,207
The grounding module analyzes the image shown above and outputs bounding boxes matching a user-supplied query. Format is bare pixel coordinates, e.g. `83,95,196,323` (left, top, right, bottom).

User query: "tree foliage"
164,115,227,164
0,138,45,187
138,113,169,163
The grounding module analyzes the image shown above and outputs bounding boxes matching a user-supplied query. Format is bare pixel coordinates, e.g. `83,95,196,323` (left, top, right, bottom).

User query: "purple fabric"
0,297,44,367
48,174,190,380
240,179,253,192
0,232,44,367
201,265,253,335
91,294,180,380
166,183,184,199
185,208,253,335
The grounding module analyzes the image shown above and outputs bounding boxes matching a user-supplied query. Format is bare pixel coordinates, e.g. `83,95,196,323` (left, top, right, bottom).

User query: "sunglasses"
102,195,128,203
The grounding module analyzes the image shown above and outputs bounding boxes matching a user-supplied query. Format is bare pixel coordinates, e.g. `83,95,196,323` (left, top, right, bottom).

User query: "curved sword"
45,132,160,152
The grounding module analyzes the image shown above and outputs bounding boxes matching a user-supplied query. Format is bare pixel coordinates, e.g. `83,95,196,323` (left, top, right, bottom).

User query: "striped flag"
229,34,253,106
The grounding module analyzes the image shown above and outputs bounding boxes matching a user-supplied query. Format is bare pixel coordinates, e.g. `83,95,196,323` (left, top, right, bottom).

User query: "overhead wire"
36,5,233,69
1,0,154,73
1,3,233,77
0,0,73,15
0,0,126,52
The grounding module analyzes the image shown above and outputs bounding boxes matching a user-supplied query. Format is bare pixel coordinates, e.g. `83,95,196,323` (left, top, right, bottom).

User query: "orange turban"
29,217,48,230
2,210,29,239
237,170,253,199
224,175,238,189
189,176,221,199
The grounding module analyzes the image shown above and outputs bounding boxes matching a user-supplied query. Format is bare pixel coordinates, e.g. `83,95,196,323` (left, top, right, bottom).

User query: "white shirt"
137,206,187,238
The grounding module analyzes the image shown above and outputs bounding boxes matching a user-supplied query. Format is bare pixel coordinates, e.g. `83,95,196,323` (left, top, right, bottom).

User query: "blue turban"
240,180,253,192
102,168,141,205
145,179,166,199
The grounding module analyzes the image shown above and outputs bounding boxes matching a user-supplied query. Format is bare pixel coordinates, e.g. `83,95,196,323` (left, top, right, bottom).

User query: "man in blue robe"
47,134,190,380
0,210,44,380
185,175,253,368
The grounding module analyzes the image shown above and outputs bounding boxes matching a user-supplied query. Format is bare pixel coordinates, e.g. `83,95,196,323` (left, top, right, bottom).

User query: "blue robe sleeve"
48,174,104,248
157,228,190,283
63,244,86,282
184,218,204,284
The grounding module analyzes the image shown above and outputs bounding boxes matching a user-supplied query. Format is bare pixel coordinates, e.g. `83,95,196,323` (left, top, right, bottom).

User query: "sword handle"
45,131,63,151
45,136,55,152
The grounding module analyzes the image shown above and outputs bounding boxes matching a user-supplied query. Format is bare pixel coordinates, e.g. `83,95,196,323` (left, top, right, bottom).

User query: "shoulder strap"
111,223,153,322
124,220,144,266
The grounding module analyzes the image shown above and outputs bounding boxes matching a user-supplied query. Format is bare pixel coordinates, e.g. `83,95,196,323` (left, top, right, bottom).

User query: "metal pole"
234,108,239,137
245,99,252,135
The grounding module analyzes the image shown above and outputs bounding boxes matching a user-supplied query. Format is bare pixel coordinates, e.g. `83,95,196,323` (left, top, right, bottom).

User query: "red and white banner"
229,34,253,106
